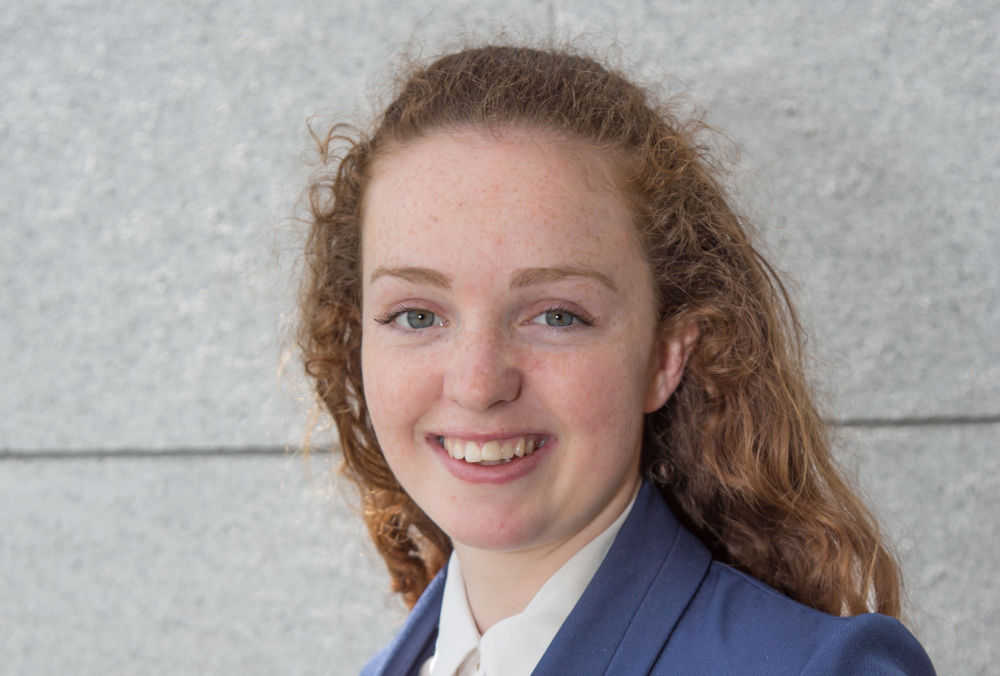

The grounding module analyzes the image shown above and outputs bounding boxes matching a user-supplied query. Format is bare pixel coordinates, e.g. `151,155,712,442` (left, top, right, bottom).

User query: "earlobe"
643,322,699,413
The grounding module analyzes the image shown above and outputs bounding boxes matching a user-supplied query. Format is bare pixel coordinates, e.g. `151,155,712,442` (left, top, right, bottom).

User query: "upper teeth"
442,436,542,464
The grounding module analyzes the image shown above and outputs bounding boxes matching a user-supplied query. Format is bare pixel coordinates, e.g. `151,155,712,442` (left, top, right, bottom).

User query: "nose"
444,319,522,413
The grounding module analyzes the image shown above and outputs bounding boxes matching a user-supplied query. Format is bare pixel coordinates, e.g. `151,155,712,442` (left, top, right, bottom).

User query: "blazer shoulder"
658,562,934,675
799,612,936,676
353,566,447,676
358,644,391,676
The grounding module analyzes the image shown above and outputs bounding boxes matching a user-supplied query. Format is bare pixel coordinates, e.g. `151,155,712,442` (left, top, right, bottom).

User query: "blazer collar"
532,478,713,675
374,479,713,676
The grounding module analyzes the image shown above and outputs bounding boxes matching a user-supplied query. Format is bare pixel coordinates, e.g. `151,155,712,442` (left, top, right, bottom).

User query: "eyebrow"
370,265,452,289
369,264,618,293
510,265,618,293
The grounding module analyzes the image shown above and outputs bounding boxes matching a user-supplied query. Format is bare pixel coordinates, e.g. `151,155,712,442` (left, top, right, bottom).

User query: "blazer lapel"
375,563,447,676
532,480,713,676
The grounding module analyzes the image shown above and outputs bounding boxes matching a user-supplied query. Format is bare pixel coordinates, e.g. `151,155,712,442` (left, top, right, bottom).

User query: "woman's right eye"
393,309,439,330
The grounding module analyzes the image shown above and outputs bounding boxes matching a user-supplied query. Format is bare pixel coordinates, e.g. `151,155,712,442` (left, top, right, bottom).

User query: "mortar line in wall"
0,446,293,460
836,414,1000,428
2,415,999,460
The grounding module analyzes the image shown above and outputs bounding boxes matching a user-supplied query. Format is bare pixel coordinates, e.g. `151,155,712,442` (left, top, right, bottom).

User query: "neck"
452,473,641,633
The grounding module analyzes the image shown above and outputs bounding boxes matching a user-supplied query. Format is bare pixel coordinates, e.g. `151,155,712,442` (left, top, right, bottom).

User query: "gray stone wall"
1,1,996,674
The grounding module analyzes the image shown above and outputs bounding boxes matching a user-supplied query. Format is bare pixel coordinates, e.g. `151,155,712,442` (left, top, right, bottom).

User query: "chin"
437,511,546,552
413,477,551,552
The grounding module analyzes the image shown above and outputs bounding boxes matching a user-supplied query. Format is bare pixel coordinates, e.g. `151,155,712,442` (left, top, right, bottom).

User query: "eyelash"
373,304,596,330
374,305,430,327
538,303,596,328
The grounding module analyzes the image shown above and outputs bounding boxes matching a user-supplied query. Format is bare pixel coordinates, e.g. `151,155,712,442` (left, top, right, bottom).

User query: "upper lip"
429,431,549,443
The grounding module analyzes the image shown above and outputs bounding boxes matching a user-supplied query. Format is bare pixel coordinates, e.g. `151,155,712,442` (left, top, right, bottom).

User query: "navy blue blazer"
360,480,935,676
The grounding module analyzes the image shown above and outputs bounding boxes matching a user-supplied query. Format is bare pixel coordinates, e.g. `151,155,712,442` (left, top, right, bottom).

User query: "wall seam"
2,415,998,460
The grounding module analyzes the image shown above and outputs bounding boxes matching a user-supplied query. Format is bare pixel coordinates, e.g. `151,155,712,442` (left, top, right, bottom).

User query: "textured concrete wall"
1,1,996,674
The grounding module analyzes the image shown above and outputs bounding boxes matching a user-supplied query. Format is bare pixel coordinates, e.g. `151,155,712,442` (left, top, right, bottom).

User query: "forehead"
361,130,640,280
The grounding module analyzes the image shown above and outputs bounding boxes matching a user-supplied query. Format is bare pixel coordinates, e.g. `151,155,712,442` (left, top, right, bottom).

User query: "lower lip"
428,436,553,485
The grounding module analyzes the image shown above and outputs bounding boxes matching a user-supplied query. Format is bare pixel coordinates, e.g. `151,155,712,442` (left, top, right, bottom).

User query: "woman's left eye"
530,309,580,328
393,309,440,329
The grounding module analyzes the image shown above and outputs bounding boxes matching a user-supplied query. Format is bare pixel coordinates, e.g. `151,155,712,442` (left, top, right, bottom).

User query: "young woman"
296,44,936,675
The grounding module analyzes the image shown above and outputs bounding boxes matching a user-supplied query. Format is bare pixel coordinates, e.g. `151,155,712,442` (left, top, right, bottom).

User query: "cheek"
528,339,649,451
361,342,442,463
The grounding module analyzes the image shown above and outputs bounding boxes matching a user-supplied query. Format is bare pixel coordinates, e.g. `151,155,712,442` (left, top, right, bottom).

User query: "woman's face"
360,130,673,552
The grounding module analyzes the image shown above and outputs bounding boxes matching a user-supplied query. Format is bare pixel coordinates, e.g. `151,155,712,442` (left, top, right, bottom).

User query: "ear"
643,322,699,414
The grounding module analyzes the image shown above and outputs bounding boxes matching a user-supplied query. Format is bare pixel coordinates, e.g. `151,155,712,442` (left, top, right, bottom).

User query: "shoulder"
797,613,937,676
657,561,935,676
353,565,447,676
358,645,391,676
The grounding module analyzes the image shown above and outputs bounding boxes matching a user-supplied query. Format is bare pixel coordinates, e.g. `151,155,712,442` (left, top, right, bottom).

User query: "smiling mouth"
435,435,548,465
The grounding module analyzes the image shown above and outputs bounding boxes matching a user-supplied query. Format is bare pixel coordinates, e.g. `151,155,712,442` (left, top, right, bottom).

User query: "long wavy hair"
295,42,903,617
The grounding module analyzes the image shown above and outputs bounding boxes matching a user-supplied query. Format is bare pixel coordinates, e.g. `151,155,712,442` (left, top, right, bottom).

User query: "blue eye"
393,309,438,329
531,309,578,327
